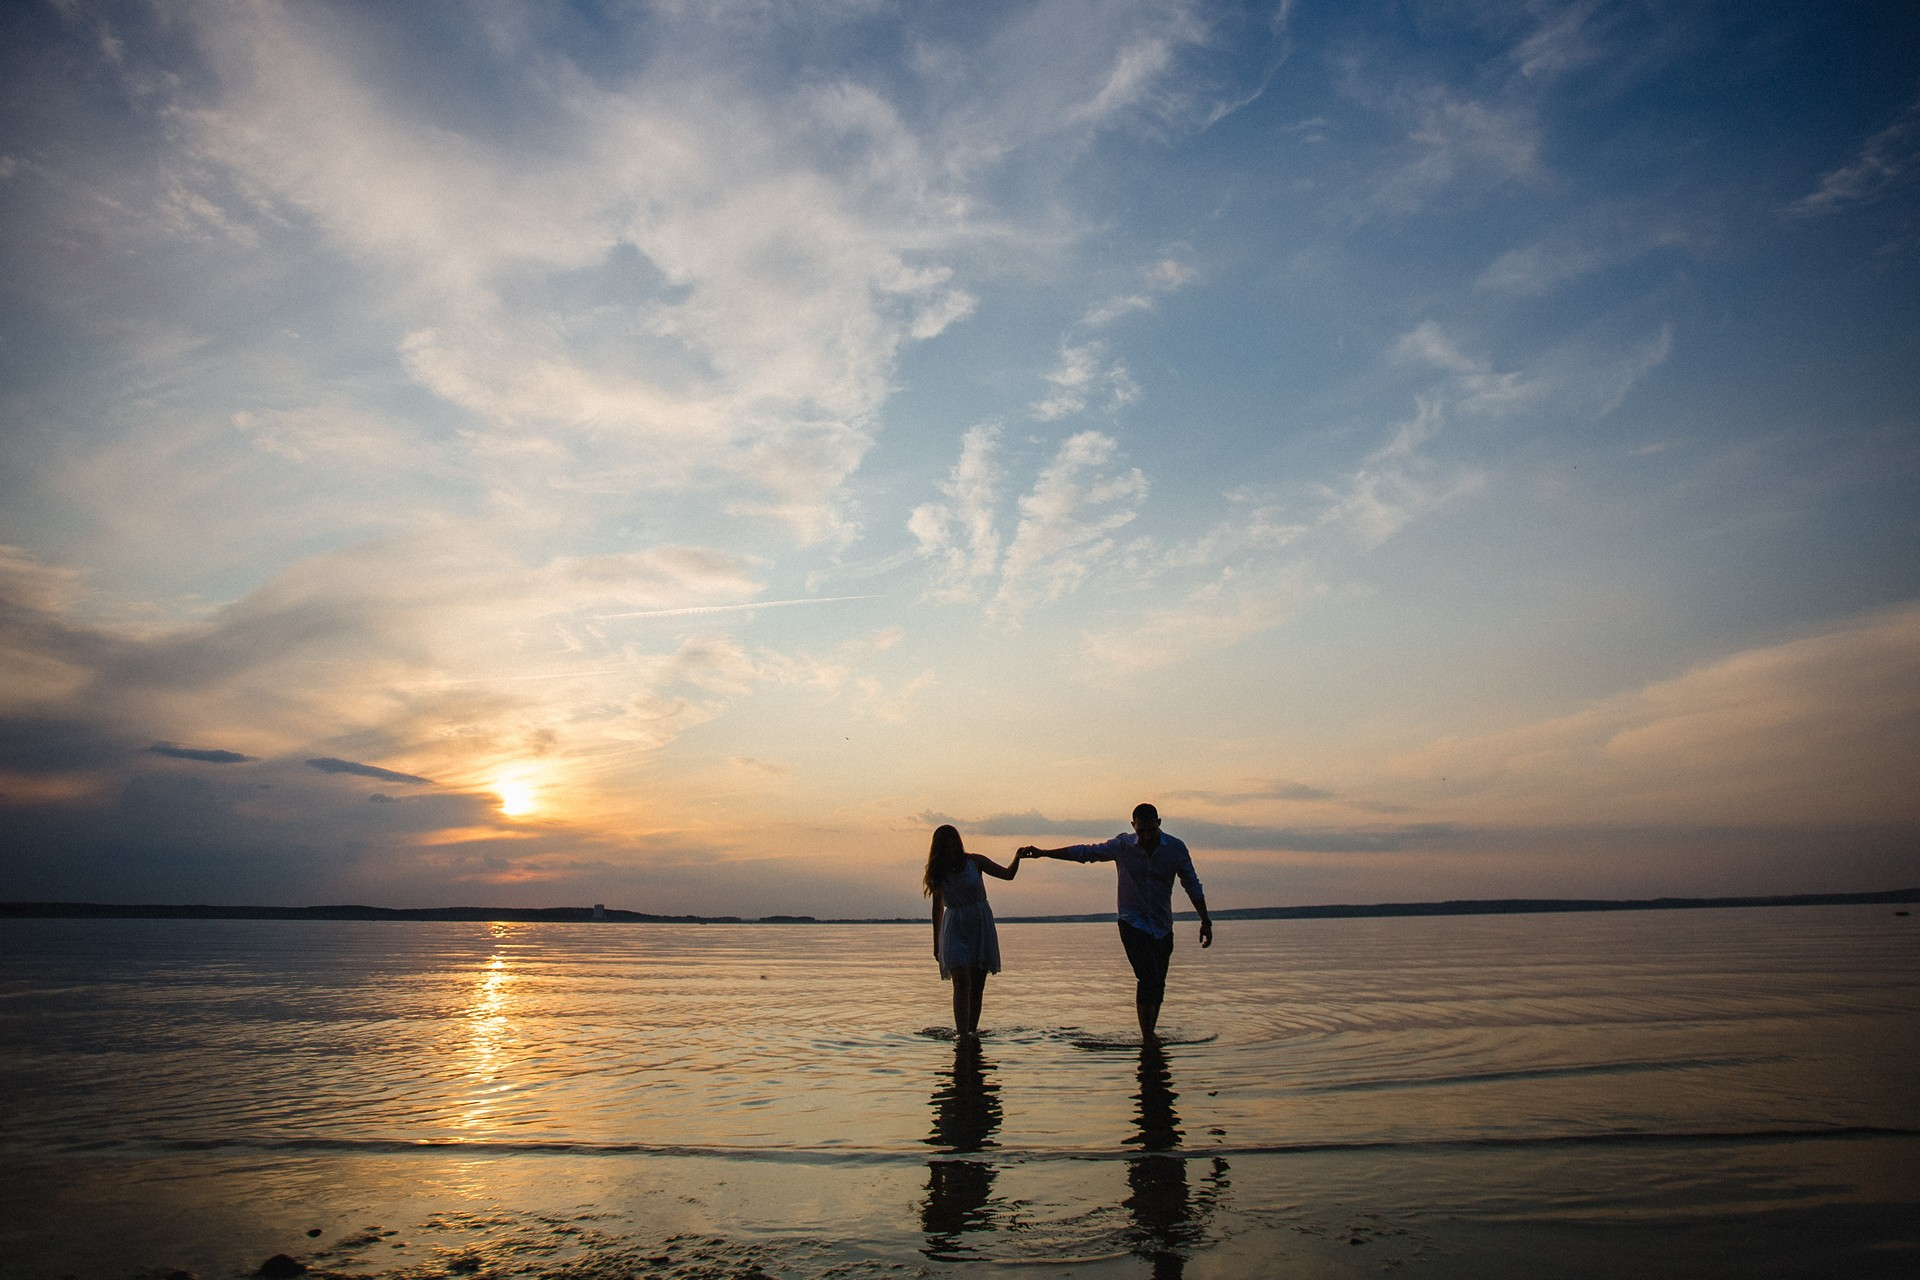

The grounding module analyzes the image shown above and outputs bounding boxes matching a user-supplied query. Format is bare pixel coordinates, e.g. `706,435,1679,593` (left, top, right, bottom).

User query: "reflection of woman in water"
924,824,1019,1037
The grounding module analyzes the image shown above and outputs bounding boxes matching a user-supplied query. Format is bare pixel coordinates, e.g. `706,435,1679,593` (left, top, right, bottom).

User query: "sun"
493,777,540,818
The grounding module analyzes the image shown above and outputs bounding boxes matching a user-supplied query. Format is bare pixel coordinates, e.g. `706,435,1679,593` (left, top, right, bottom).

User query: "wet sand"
10,1129,1918,1278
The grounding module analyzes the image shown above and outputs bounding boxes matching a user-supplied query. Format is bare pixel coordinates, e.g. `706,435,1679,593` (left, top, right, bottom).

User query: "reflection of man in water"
1126,1043,1228,1280
1020,803,1214,1041
921,1038,1003,1258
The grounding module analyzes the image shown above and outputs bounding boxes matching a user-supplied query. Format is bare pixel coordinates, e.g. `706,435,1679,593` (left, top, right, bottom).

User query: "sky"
2,0,1916,918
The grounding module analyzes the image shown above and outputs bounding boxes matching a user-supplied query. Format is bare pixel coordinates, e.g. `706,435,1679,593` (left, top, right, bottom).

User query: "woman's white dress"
936,859,1001,978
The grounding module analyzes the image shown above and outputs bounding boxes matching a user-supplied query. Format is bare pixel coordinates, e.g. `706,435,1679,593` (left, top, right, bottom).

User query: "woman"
924,824,1020,1037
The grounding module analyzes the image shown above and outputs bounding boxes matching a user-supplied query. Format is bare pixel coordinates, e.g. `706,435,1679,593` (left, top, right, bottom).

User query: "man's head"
1131,802,1161,848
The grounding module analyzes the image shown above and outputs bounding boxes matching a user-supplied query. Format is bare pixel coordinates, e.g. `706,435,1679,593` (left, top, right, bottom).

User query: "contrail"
595,594,881,620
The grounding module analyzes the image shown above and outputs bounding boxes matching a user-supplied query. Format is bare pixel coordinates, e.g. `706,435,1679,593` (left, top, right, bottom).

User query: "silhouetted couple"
923,803,1214,1040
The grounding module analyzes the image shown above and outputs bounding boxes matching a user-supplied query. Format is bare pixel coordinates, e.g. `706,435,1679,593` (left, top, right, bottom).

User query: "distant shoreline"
3,887,1914,925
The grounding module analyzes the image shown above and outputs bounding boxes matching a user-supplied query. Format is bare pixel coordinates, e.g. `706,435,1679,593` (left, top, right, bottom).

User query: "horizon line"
4,887,1915,924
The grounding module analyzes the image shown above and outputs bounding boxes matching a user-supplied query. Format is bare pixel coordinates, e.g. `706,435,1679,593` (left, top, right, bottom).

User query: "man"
1019,803,1213,1040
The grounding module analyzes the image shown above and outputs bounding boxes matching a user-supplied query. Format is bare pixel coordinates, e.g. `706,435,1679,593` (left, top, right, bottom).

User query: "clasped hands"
1014,845,1041,861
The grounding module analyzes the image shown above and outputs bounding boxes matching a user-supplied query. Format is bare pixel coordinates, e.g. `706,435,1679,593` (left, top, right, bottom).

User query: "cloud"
1174,818,1464,852
957,0,1281,148
1318,396,1482,547
1785,96,1920,221
174,14,945,534
1477,204,1700,296
913,424,1153,624
1082,255,1198,327
918,808,1462,852
1361,81,1543,215
992,431,1149,622
1166,778,1335,805
0,537,910,888
16,0,1240,566
908,423,1005,603
1081,559,1325,676
148,744,255,764
1380,603,1920,828
0,545,86,616
919,809,1111,838
1392,318,1672,424
305,757,435,785
853,669,936,722
1075,310,1671,677
1510,0,1613,81
0,716,131,777
1030,340,1141,420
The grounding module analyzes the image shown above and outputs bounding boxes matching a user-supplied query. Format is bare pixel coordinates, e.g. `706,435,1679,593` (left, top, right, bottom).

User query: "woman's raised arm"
971,852,1020,881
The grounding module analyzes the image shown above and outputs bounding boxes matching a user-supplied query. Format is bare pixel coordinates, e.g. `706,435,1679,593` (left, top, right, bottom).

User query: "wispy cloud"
595,595,880,620
1393,318,1672,423
920,807,1461,852
1509,0,1606,79
1030,340,1141,420
1785,96,1920,222
1361,81,1544,216
1167,778,1336,805
911,426,1150,624
1072,309,1672,678
18,0,1235,574
1081,559,1325,675
1380,603,1920,827
149,743,255,764
908,423,1005,603
992,431,1149,622
0,538,902,844
306,757,435,786
1082,256,1198,326
1477,204,1701,296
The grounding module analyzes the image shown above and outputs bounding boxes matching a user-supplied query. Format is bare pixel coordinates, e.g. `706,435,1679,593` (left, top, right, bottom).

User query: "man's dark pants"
1118,920,1174,1007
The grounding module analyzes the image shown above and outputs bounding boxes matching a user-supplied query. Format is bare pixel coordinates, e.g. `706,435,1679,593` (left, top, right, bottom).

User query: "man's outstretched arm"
1017,838,1120,862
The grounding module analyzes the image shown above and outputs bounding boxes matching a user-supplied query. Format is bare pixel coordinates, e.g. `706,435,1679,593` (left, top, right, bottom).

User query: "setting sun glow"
493,778,539,818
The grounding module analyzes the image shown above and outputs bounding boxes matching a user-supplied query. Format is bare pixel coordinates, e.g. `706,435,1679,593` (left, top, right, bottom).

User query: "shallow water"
2,906,1916,1277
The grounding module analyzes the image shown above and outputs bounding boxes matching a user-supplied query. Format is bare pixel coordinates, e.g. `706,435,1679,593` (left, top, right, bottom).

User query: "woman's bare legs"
950,967,989,1037
949,966,974,1035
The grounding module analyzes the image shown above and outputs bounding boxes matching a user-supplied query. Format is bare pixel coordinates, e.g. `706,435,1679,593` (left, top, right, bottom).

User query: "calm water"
2,907,1916,1278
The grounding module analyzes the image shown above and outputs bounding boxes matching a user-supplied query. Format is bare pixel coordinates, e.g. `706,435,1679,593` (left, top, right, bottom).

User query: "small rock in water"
256,1255,308,1278
305,1228,323,1237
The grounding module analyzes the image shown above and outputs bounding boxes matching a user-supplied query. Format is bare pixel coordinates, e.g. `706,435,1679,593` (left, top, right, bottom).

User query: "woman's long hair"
923,824,967,896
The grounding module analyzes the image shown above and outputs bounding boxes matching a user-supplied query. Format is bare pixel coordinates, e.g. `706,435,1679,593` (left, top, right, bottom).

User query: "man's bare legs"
1136,986,1162,1043
950,966,989,1037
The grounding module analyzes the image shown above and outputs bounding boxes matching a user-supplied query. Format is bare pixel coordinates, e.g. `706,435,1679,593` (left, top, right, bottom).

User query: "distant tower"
592,903,605,921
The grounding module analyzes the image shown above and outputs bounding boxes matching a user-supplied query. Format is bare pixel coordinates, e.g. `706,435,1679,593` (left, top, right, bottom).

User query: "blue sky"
2,0,1916,916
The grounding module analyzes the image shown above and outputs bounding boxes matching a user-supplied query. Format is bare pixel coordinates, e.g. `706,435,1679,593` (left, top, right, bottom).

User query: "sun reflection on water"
457,924,520,1135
